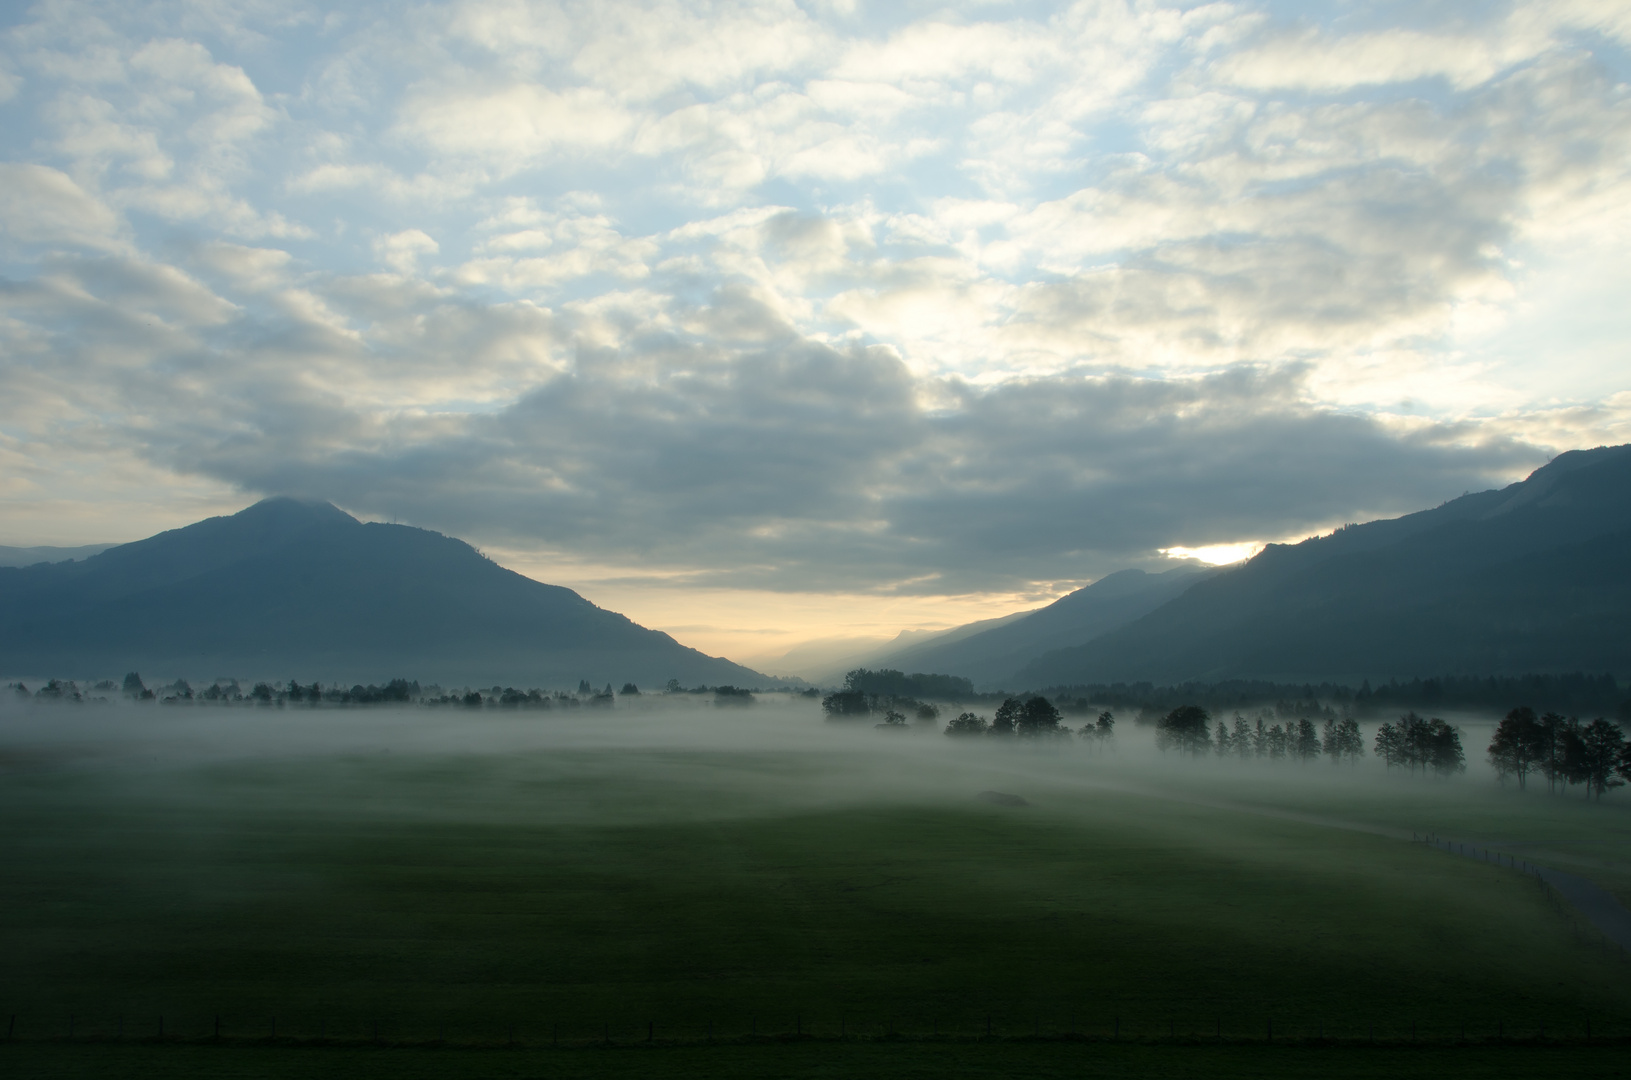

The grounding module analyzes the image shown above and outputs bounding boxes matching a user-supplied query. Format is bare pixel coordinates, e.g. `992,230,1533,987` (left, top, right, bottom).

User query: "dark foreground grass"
4,727,1631,1077
7,1039,1631,1080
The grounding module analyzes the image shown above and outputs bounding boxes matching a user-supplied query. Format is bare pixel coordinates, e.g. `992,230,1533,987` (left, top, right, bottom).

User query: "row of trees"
1041,673,1631,721
1155,705,1366,764
1373,713,1465,775
944,697,1116,742
1488,707,1631,798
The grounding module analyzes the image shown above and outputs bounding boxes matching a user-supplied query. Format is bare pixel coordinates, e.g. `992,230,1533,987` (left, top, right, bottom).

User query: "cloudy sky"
2,1,1629,666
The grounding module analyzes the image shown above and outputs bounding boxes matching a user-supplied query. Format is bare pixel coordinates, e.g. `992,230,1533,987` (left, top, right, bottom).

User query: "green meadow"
3,700,1630,1078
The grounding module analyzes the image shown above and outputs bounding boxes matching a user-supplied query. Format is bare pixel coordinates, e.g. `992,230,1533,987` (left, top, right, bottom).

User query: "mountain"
0,498,770,689
864,566,1213,690
1015,444,1631,688
0,543,120,568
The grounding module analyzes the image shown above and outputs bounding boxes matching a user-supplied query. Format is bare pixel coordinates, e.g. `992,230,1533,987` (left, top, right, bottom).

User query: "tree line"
1037,673,1630,721
822,669,950,725
1152,705,1367,764
8,673,771,710
1488,706,1631,799
942,696,1116,744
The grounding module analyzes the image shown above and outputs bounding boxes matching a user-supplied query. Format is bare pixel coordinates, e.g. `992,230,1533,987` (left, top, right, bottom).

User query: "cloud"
402,84,634,167
0,0,1622,614
373,229,440,273
0,164,126,251
4,249,1531,593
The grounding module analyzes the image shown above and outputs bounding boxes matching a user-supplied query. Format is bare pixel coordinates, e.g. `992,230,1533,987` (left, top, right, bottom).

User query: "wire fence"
6,1010,1631,1049
1416,831,1631,959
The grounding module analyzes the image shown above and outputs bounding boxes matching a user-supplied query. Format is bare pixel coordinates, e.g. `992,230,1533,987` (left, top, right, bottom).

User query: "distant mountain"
1016,444,1631,688
866,567,1213,690
0,543,120,568
0,498,770,689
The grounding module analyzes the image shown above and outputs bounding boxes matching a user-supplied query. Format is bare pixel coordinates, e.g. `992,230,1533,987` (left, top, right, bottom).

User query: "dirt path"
1072,777,1631,954
1426,836,1631,953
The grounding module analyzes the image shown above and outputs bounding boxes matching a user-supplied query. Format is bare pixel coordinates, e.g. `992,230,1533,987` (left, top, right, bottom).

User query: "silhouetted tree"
1213,720,1231,756
990,698,1022,737
1017,696,1065,737
1230,714,1251,760
1374,720,1402,768
945,711,988,737
1321,717,1363,763
1538,712,1568,793
1292,718,1321,761
621,683,640,695
1265,723,1287,760
1488,706,1545,789
1577,718,1625,800
1096,710,1115,739
1555,718,1589,794
1156,705,1212,756
821,690,871,719
714,686,755,707
1425,717,1465,776
122,672,145,698
1375,712,1460,775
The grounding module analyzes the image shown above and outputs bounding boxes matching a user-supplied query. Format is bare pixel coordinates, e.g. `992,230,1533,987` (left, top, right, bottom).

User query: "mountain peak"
235,496,358,528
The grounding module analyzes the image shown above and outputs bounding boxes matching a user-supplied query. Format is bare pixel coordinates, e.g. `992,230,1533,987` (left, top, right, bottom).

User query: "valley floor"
3,697,1630,1077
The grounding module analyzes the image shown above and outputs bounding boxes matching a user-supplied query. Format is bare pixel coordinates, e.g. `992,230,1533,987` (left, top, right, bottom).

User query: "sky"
1,1,1629,669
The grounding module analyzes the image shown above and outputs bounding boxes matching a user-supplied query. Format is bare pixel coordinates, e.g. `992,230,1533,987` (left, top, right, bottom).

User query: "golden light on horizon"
1159,542,1265,566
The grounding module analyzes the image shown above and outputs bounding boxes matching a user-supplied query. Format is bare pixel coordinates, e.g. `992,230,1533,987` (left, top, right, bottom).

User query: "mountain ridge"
0,498,770,689
1015,445,1631,687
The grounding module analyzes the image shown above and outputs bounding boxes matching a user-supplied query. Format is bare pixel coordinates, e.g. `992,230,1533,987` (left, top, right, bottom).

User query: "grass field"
3,696,1630,1077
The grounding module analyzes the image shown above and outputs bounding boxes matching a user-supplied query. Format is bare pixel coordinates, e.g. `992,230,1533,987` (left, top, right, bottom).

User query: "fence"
1416,831,1631,958
6,1010,1630,1048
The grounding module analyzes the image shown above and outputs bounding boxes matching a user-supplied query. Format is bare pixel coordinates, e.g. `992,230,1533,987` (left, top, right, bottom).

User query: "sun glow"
1159,542,1264,566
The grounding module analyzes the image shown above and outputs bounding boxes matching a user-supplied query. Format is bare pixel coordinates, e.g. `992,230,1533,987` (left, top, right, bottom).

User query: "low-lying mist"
0,690,1577,835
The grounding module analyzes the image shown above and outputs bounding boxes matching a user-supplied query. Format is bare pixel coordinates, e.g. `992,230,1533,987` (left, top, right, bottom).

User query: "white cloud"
373,229,439,273
402,84,634,166
0,164,126,251
0,0,1625,615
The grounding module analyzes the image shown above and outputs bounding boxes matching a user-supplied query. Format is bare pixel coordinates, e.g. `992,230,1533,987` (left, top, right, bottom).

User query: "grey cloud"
114,308,1539,594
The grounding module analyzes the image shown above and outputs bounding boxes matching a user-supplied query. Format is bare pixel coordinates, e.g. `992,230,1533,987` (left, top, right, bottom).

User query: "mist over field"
0,688,1540,824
